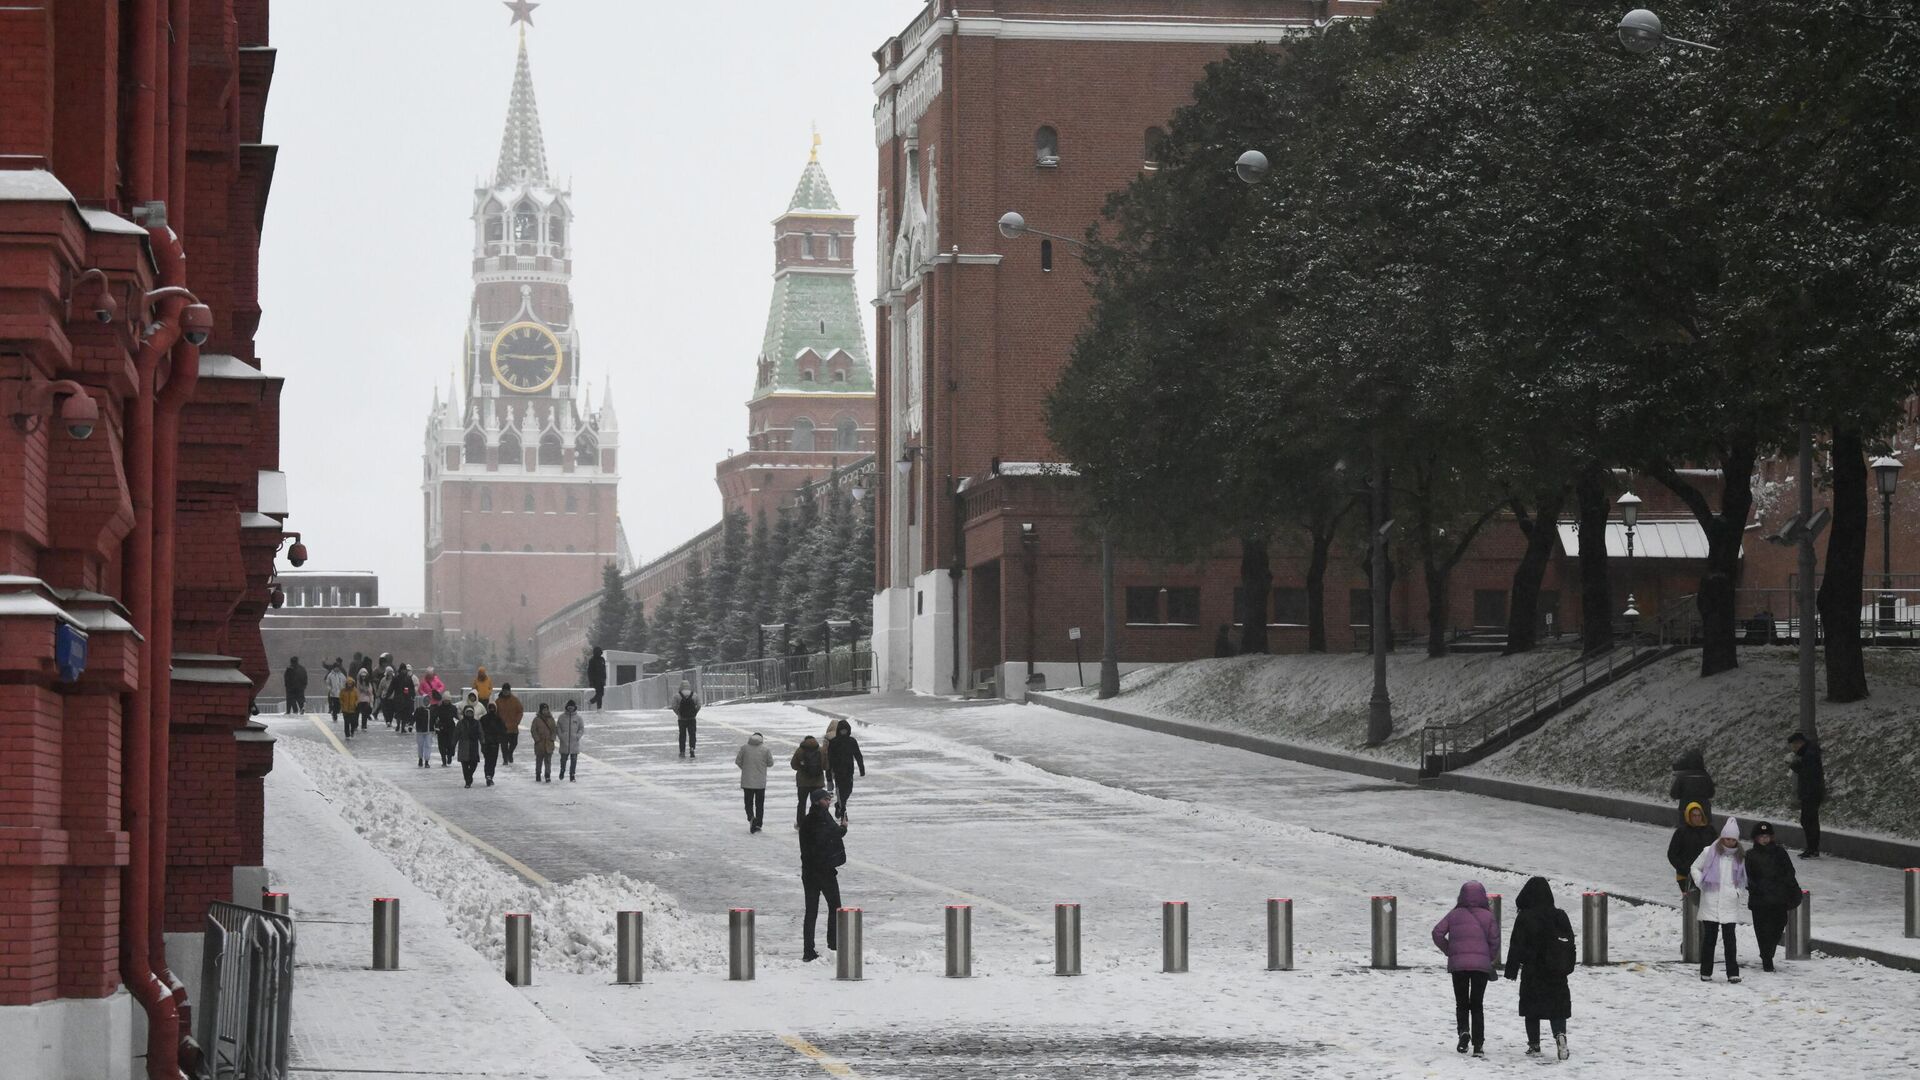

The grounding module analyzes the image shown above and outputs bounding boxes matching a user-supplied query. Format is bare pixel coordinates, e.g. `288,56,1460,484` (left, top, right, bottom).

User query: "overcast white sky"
258,1,912,610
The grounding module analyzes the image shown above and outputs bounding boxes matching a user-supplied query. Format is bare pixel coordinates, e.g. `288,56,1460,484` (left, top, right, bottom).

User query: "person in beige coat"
530,703,558,783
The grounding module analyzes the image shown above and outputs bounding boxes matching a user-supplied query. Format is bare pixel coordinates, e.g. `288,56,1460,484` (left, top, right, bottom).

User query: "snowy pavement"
265,702,1920,1078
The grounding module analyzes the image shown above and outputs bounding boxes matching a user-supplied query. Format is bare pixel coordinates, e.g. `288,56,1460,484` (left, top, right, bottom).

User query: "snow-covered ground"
267,701,1920,1078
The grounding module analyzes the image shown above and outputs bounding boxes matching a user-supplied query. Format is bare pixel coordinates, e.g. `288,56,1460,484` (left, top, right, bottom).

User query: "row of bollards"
1681,889,1812,962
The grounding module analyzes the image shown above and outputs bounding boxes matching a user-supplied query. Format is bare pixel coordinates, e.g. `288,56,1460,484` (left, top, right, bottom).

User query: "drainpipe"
150,1,169,211
124,223,188,1080
130,0,158,201
945,6,963,694
166,0,190,234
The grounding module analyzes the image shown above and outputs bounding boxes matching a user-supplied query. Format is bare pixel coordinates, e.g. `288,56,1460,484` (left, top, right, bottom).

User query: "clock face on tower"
489,321,565,393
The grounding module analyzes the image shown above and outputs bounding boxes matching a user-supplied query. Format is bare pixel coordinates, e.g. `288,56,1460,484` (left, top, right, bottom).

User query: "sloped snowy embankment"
278,738,728,974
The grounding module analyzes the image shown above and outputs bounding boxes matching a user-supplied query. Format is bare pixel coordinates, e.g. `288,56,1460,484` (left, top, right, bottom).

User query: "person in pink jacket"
1433,880,1501,1056
417,667,447,703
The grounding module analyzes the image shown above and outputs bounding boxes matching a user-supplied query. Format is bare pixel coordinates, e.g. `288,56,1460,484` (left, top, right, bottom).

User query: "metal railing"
626,648,874,709
1655,586,1920,647
1418,638,1664,776
197,900,295,1080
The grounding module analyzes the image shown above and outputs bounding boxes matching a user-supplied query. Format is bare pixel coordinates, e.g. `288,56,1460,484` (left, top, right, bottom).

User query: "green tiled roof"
756,272,872,397
788,160,839,213
495,34,549,185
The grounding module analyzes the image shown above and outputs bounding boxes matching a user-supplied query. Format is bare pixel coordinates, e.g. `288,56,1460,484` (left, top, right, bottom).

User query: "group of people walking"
1432,877,1577,1060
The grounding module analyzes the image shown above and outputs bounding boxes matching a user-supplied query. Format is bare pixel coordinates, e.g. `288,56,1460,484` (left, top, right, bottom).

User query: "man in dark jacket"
671,682,700,758
283,657,307,714
479,702,507,786
455,705,483,788
1745,820,1802,971
1504,876,1574,1060
587,646,608,709
792,736,827,827
827,719,865,822
1787,732,1826,857
1666,801,1716,894
798,788,849,962
1668,748,1714,821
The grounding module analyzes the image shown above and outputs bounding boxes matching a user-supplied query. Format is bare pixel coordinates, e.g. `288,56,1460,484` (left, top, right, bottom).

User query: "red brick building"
422,25,624,664
0,2,287,1076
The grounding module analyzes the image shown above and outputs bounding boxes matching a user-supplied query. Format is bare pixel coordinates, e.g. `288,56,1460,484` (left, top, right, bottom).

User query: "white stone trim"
932,252,1004,266
954,15,1314,43
424,549,620,562
0,989,134,1080
772,266,858,280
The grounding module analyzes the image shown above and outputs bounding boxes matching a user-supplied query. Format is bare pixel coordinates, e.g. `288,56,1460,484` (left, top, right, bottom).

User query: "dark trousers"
483,743,499,781
1754,909,1789,964
742,787,765,825
590,685,605,709
437,729,455,765
1700,920,1740,978
678,718,697,754
798,787,822,824
327,696,341,720
802,866,842,954
503,732,518,764
535,750,553,780
344,710,359,737
1450,972,1488,1047
1800,798,1823,853
1524,1017,1567,1046
833,771,855,818
462,760,478,787
560,752,577,779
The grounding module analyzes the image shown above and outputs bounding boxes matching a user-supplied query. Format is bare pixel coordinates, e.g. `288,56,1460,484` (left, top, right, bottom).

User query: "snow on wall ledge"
278,738,728,974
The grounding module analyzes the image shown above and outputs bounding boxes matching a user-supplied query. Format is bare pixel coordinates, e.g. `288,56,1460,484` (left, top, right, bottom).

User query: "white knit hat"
1720,816,1741,840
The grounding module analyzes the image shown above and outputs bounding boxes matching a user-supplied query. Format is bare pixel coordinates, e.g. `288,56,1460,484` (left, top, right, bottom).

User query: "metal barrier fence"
627,649,874,709
197,900,295,1080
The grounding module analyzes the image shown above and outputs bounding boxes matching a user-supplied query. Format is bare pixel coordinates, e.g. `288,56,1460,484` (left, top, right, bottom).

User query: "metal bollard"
371,898,399,971
1784,890,1811,961
1054,903,1082,976
835,908,864,981
504,912,532,987
1681,891,1701,963
945,905,973,978
1369,895,1397,969
728,908,755,981
616,911,644,984
260,890,289,916
1581,892,1608,966
1266,898,1294,972
1162,901,1189,973
1489,893,1503,968
1906,869,1919,939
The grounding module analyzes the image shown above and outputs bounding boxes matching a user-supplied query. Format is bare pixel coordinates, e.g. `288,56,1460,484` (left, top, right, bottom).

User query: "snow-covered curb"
278,738,729,974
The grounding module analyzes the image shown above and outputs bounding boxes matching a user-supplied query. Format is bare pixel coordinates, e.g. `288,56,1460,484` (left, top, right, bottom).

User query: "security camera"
181,303,213,347
287,541,308,567
93,293,118,324
269,587,285,609
60,392,99,440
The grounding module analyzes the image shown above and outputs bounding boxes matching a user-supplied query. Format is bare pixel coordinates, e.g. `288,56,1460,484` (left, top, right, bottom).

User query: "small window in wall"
835,417,858,451
481,542,492,552
464,430,486,466
513,200,537,245
523,543,534,553
792,417,815,452
523,491,535,512
1041,239,1053,273
917,591,924,615
802,232,814,258
1350,588,1373,626
827,233,840,259
1473,589,1509,628
1035,125,1060,167
521,593,528,607
1144,126,1167,170
539,432,563,467
498,431,522,468
800,369,815,383
548,215,565,247
480,488,493,511
832,370,847,383
1272,587,1309,625
1165,587,1200,625
566,544,576,552
565,490,577,512
1125,587,1160,624
588,486,600,510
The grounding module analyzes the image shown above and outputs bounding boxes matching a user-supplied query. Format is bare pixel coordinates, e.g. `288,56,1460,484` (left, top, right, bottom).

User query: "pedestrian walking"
323,660,347,722
496,684,523,765
1691,817,1748,982
735,732,774,832
1667,801,1716,896
479,699,506,786
556,699,585,781
531,703,558,782
1432,880,1500,1057
472,664,493,704
388,663,416,733
1745,821,1802,972
283,657,307,714
433,693,457,766
1669,747,1715,822
375,663,396,727
826,719,864,821
354,670,376,736
671,681,700,758
798,787,848,963
417,666,446,705
455,699,482,788
412,701,432,767
1787,732,1826,858
1503,876,1576,1061
792,735,827,827
587,646,607,709
338,677,361,738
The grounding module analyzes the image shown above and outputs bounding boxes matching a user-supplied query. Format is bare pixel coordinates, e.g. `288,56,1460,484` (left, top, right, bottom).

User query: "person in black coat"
587,646,608,709
479,701,507,786
1503,876,1574,1060
798,788,849,963
1745,820,1803,971
671,682,700,758
455,704,483,788
826,719,865,821
1668,748,1715,821
1666,801,1716,895
1787,732,1826,857
283,657,307,714
433,694,457,766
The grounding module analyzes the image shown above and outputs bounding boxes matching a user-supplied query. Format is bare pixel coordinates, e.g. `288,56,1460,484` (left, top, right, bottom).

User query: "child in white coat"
1691,816,1748,982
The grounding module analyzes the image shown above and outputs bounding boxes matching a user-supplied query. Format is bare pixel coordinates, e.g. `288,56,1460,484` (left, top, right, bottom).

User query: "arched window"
802,232,815,258
523,490,535,512
539,431,563,467
479,487,493,511
836,417,858,451
792,418,815,452
832,370,847,383
464,430,486,467
498,430,522,468
1035,126,1060,166
564,490,577,512
800,370,815,383
575,434,598,470
484,212,504,247
547,214,565,248
512,200,538,248
1041,239,1054,272
1144,126,1167,169
827,233,840,259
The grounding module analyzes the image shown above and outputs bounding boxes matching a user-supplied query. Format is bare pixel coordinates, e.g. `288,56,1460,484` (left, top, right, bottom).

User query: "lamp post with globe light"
1873,455,1903,630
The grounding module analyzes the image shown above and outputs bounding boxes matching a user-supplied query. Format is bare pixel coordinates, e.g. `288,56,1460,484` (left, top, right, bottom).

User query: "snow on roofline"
994,462,1080,478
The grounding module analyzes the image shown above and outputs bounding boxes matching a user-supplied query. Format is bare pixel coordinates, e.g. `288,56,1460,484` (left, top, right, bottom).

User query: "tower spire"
493,23,550,186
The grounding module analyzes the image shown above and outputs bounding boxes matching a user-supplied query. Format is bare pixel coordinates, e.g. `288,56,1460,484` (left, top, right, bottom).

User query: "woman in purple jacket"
1433,880,1501,1056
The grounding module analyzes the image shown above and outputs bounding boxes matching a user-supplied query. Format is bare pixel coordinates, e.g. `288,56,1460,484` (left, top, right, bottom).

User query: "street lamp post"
1873,455,1903,631
1618,491,1642,635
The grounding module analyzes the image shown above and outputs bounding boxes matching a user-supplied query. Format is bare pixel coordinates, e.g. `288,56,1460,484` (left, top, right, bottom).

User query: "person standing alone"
283,656,307,714
1432,880,1500,1056
826,719,865,822
587,646,607,710
1787,732,1826,858
496,684,524,766
735,732,773,832
798,787,848,963
671,681,700,759
338,676,360,738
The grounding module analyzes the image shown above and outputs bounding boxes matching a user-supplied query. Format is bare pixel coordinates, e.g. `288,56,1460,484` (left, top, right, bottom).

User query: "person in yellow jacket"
496,684,525,766
338,678,361,739
472,665,493,703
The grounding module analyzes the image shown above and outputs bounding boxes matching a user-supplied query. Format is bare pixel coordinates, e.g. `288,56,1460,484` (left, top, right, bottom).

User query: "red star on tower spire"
504,0,539,27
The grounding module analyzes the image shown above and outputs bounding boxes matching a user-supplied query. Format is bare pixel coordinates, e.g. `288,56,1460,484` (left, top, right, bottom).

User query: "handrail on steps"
1417,637,1657,775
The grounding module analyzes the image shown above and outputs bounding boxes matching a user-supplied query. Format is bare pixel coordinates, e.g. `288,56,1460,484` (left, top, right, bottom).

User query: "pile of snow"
1472,647,1920,840
1059,649,1571,757
279,738,729,974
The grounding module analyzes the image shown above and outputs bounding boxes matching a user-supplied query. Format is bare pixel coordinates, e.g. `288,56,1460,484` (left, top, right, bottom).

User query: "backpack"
1545,911,1577,977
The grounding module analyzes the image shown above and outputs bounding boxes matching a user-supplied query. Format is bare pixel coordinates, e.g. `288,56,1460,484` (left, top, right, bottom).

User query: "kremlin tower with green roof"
715,136,877,522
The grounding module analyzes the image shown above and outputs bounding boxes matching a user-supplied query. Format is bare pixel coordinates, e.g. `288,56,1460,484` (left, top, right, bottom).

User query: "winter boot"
1471,1045,1484,1057
1456,1033,1470,1055
1555,1034,1569,1061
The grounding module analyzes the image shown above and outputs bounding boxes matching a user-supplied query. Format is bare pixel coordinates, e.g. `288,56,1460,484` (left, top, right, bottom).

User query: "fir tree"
620,599,650,659
681,559,713,662
581,562,630,679
706,509,751,660
652,588,686,670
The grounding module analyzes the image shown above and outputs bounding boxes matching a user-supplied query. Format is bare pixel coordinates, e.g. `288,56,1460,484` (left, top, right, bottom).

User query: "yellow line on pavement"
779,1034,861,1078
306,715,552,888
